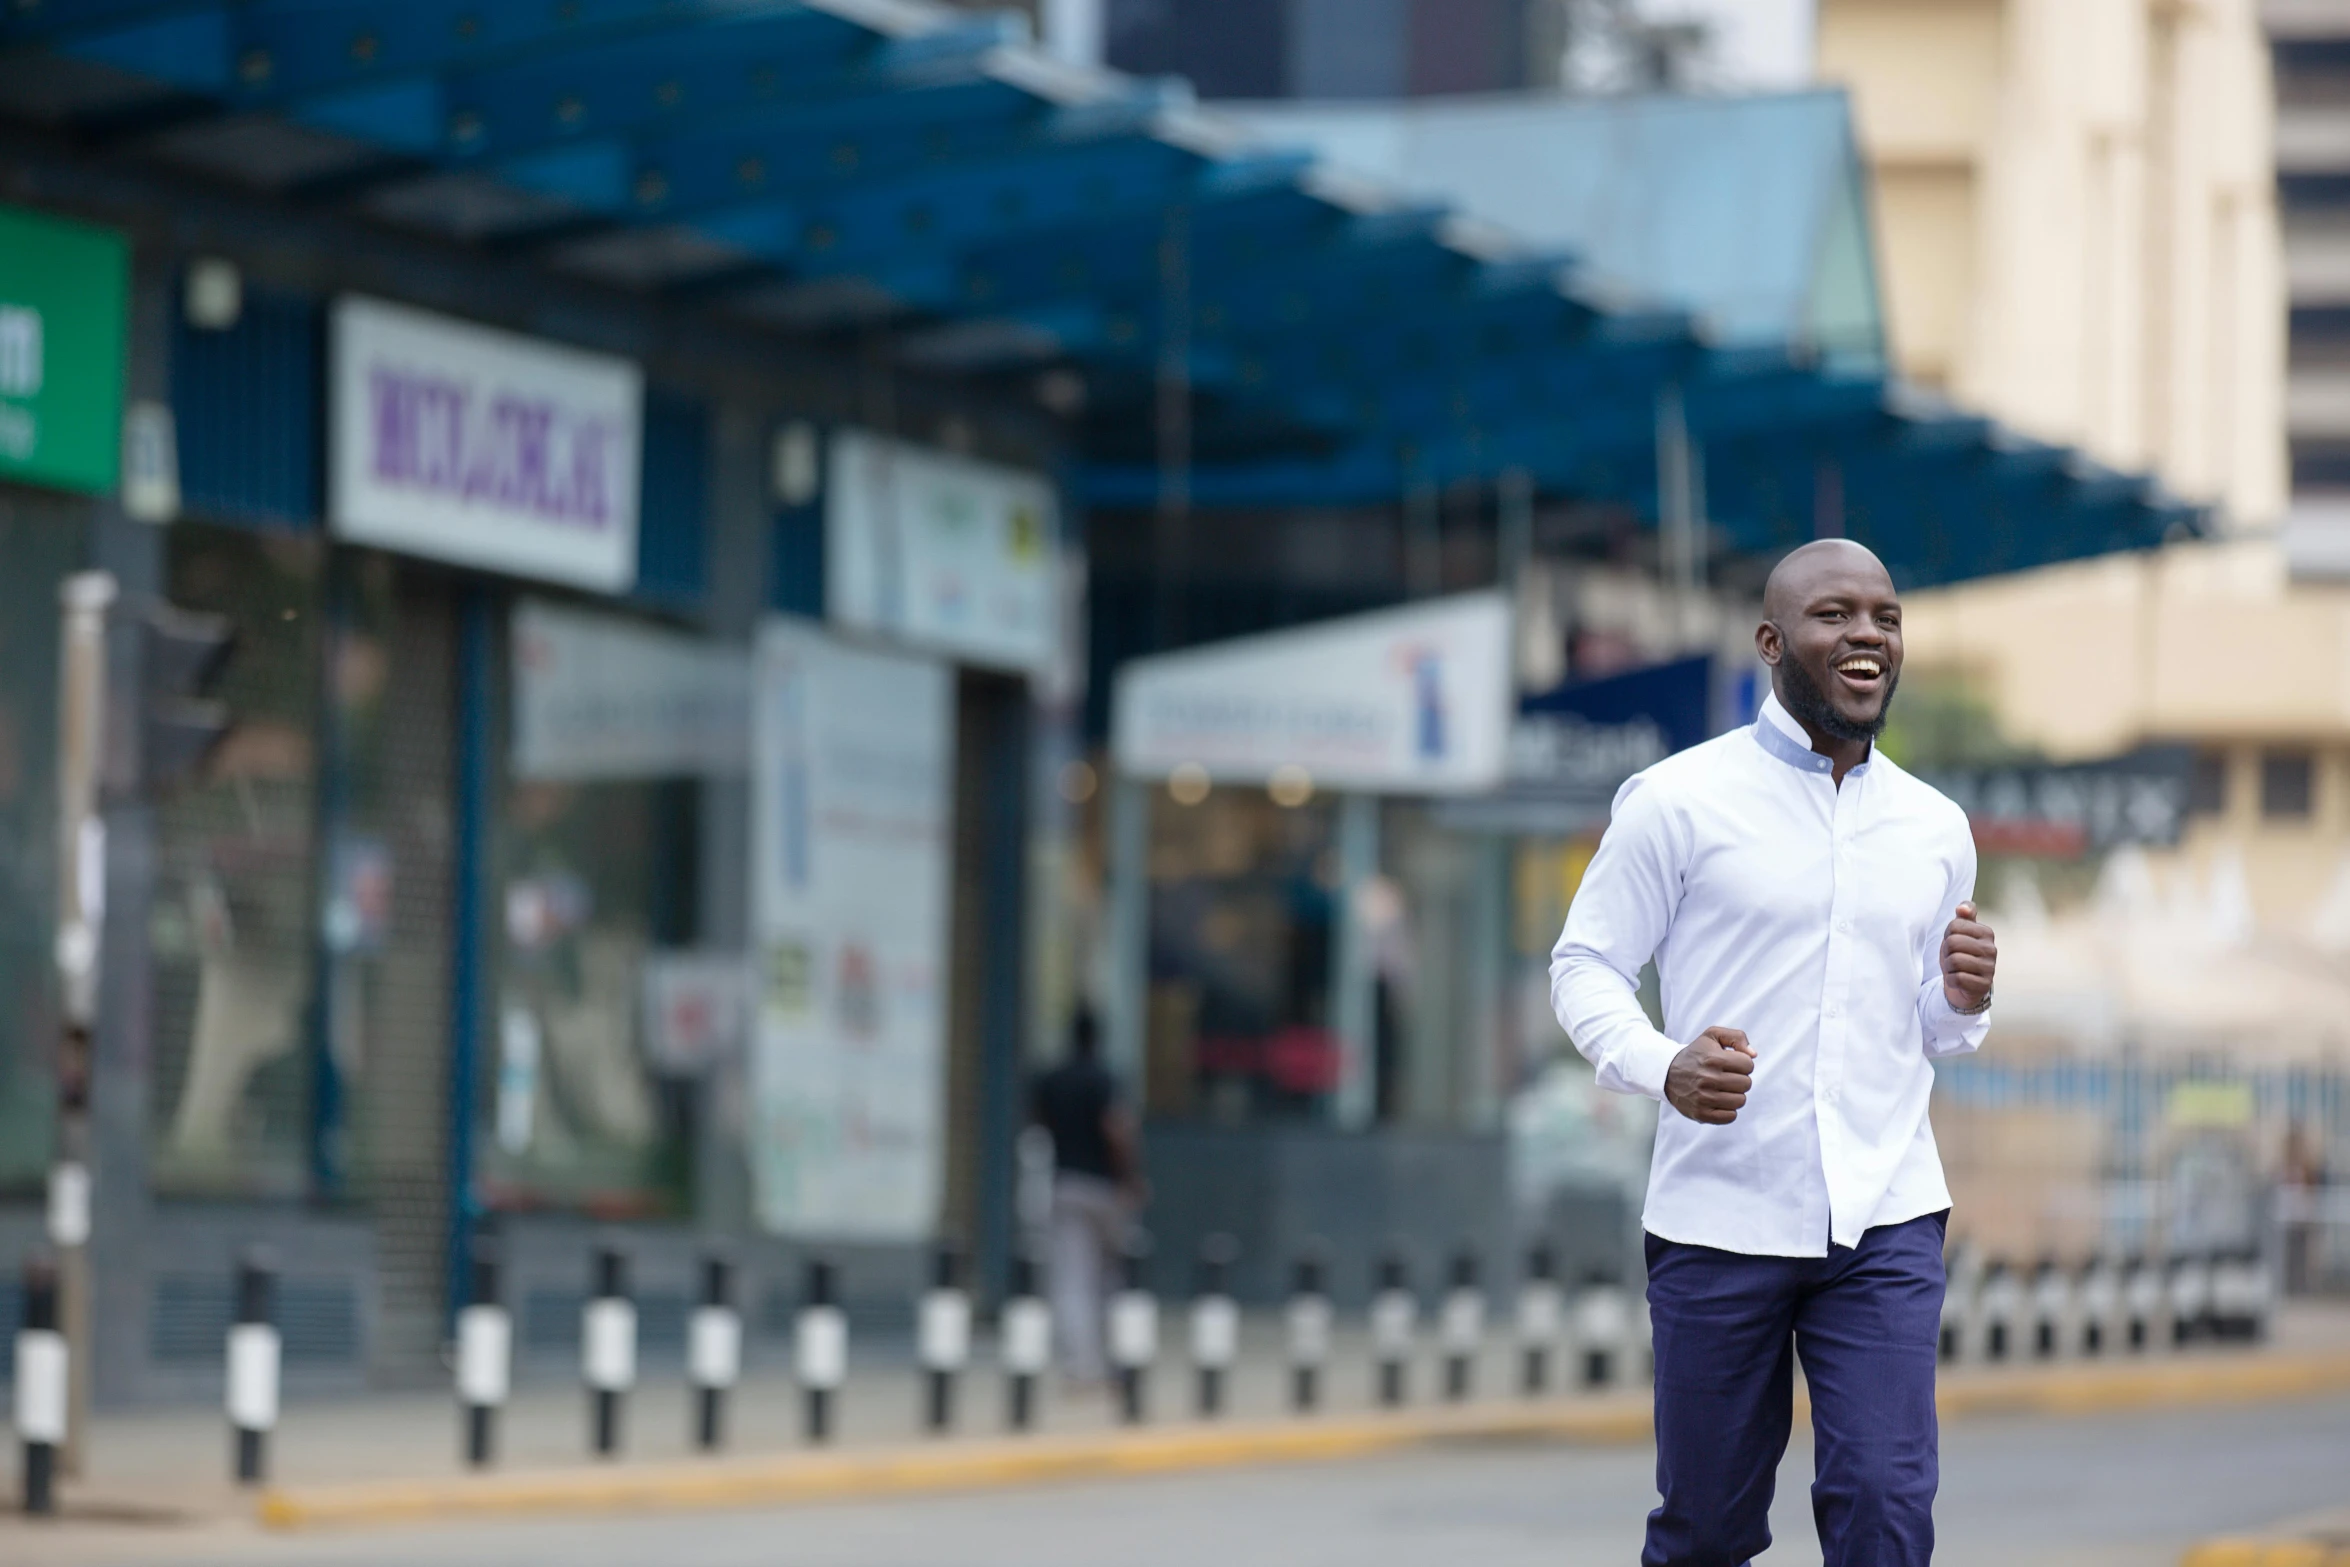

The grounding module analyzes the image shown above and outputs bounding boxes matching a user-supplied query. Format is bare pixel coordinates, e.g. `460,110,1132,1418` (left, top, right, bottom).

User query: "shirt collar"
1752,690,1871,778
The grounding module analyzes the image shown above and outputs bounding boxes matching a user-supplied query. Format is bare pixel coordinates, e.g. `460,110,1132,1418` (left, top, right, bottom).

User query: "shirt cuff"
1919,980,1991,1054
1618,1029,1687,1100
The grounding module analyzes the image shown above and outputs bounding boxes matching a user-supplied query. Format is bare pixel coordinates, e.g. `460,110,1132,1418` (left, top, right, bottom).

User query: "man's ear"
1755,620,1783,667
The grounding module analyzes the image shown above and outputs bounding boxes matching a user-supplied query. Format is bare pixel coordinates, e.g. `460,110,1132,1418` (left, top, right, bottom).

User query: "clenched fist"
1665,1026,1755,1125
1941,901,1997,1012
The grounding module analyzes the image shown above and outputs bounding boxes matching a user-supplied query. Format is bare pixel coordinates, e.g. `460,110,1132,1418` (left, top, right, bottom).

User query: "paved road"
49,1394,2350,1567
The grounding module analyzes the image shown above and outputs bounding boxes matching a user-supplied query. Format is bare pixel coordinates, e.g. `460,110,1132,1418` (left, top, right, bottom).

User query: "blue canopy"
0,0,2201,589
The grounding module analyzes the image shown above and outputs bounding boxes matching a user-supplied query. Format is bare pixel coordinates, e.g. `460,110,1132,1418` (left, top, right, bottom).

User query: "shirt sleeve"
1549,773,1691,1100
1916,824,1991,1059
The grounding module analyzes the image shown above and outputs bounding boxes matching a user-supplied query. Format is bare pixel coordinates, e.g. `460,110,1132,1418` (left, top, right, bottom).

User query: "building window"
2262,750,2315,820
2188,750,2229,817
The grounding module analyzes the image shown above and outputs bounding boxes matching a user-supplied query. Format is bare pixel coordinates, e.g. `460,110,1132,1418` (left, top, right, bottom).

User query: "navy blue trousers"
1643,1211,1947,1567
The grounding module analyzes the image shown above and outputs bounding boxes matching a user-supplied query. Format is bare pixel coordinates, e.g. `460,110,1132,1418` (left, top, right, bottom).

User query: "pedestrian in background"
1031,1008,1146,1388
1553,540,2000,1567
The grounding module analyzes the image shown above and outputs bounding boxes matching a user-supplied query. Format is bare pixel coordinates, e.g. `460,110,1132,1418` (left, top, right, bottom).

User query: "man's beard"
1777,649,1898,743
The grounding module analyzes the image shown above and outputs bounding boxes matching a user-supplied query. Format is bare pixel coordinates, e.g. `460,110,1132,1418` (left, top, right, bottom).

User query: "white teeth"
1838,660,1880,676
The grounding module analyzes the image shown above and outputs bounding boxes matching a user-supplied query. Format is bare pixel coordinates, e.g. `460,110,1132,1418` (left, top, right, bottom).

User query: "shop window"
487,703,701,1218
2187,749,2228,817
2262,749,2316,820
171,284,321,529
148,524,320,1196
1145,787,1341,1124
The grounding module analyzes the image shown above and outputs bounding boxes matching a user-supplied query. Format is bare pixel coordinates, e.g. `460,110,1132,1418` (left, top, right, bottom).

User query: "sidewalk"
9,1302,2350,1554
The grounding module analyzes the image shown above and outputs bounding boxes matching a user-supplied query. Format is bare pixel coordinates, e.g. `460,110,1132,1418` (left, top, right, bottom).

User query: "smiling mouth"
1834,654,1886,687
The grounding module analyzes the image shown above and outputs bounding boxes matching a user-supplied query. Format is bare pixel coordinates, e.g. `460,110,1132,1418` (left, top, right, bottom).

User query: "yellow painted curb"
252,1350,2350,1533
255,1397,1654,1531
2178,1543,2350,1567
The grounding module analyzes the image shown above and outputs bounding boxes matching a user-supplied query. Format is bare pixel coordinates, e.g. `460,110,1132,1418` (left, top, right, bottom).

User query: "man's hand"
1664,1026,1755,1125
1941,900,1997,1011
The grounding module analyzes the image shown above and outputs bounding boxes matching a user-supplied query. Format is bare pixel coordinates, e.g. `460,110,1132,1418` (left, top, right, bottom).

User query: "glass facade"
148,524,320,1196
485,762,700,1218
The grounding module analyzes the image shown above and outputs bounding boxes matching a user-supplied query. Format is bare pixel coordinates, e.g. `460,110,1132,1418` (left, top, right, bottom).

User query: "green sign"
0,204,128,495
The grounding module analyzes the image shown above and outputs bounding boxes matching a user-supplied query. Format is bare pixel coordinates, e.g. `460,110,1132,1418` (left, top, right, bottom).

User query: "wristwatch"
1951,987,1993,1016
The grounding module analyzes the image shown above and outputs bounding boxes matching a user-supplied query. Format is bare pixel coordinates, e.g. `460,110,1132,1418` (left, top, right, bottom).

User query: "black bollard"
2030,1256,2066,1359
797,1258,847,1444
1002,1251,1050,1432
16,1256,62,1515
1372,1252,1414,1409
456,1239,508,1468
1575,1269,1628,1388
919,1243,970,1435
1110,1240,1158,1425
1518,1244,1561,1396
2123,1254,2159,1352
1440,1251,1482,1403
689,1253,739,1452
1288,1253,1331,1414
1978,1260,2018,1362
1190,1235,1240,1419
583,1245,635,1457
227,1248,279,1485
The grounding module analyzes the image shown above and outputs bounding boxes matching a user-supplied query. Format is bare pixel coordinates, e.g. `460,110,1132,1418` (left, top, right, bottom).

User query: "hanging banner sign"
750,618,955,1239
825,427,1060,674
1435,655,1713,835
1112,590,1514,794
1923,746,2194,857
329,296,643,591
510,598,749,780
0,204,128,495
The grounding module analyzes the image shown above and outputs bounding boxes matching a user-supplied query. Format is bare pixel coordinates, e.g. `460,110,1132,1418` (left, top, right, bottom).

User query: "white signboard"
511,598,749,780
330,296,643,592
826,427,1059,673
1112,590,1514,795
750,619,955,1239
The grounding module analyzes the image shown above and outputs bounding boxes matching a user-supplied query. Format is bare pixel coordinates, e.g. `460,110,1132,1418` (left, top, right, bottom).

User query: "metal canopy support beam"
1331,793,1380,1132
1656,380,1703,643
1104,777,1149,1098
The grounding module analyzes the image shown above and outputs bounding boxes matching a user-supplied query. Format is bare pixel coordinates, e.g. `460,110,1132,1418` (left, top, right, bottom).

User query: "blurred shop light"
1168,762,1210,805
121,400,179,524
183,257,241,332
1035,369,1088,417
770,422,819,509
1059,758,1098,804
1268,764,1314,808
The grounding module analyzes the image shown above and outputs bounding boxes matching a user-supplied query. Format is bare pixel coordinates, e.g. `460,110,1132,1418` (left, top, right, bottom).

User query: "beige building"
1817,0,2288,529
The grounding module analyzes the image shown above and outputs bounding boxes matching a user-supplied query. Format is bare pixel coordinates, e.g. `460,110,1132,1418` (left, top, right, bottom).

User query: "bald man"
1551,541,1997,1567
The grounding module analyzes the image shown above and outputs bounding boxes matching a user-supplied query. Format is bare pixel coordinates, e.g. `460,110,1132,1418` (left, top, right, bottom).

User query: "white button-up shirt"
1549,693,1991,1256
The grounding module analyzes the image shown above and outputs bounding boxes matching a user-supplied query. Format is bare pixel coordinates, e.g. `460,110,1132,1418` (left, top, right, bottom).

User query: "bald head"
1762,539,1895,625
1756,539,1904,753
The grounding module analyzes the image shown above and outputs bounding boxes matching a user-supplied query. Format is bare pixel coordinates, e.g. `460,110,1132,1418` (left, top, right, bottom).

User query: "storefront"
0,188,1073,1398
1099,592,1736,1302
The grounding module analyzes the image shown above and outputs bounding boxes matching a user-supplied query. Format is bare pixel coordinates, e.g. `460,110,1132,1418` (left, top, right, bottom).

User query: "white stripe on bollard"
583,1297,638,1392
690,1305,742,1391
13,1330,67,1446
457,1305,511,1407
1002,1296,1052,1376
920,1289,972,1372
1287,1293,1332,1367
795,1305,849,1391
1190,1295,1239,1368
1110,1289,1160,1368
226,1323,281,1433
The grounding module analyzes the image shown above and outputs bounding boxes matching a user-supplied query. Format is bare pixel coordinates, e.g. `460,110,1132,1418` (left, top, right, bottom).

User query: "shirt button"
1825,1004,1840,1019
1836,919,1851,933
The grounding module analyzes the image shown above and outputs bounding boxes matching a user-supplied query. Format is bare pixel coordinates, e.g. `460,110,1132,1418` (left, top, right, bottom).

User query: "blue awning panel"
0,0,2200,589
